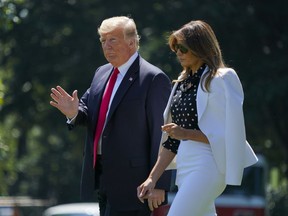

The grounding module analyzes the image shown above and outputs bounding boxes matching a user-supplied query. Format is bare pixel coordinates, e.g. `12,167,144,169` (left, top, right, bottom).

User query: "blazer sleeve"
198,68,257,185
222,69,257,185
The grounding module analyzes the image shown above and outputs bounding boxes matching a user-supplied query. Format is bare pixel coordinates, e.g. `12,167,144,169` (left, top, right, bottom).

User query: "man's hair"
98,16,140,49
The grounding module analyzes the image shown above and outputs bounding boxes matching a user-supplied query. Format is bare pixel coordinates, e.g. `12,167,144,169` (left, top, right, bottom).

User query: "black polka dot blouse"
162,64,206,154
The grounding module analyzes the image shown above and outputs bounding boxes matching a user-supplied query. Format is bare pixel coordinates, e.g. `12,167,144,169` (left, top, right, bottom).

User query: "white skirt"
168,140,226,216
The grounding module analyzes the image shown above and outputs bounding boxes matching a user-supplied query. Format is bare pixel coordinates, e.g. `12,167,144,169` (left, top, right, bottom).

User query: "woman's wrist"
184,129,209,144
182,128,193,140
148,175,157,184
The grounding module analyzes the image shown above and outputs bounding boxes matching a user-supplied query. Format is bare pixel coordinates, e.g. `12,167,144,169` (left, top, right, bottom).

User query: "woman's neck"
190,60,204,74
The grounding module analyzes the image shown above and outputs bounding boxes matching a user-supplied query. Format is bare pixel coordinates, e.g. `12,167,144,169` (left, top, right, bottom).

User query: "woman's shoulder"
213,67,243,93
216,67,237,78
214,67,241,83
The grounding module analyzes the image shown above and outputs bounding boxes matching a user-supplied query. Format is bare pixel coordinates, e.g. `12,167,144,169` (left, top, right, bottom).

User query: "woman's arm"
137,147,176,201
162,123,209,144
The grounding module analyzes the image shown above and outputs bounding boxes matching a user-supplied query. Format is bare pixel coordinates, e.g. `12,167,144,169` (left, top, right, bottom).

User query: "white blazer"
160,66,258,185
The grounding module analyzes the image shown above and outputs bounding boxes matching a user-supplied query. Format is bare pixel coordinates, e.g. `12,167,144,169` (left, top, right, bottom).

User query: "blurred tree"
0,0,287,212
0,0,101,202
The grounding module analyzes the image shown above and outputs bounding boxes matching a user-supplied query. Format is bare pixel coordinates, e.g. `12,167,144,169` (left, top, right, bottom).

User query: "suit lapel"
106,56,140,122
196,66,210,122
91,66,114,124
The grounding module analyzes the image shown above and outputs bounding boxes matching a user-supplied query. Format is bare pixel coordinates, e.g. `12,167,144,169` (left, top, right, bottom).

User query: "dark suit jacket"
69,56,172,211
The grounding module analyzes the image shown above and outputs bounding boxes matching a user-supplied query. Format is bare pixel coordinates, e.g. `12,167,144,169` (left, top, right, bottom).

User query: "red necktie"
93,68,119,167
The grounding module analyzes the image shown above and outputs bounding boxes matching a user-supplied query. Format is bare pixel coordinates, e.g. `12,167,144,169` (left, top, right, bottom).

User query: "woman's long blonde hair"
168,20,226,91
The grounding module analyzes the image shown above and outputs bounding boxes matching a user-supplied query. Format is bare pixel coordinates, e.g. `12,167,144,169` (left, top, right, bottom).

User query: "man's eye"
109,38,117,43
100,38,117,45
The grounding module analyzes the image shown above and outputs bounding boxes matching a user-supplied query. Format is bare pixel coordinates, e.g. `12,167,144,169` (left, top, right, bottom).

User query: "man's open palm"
50,85,79,118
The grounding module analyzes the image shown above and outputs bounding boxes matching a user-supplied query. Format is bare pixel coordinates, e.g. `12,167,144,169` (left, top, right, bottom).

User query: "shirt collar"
117,52,139,77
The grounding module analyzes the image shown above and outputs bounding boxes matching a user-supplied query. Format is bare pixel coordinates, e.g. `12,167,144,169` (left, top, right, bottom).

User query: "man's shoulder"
139,56,165,75
97,63,113,72
92,63,113,78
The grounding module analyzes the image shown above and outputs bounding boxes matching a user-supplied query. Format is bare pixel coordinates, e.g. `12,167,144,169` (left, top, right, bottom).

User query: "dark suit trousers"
95,156,151,216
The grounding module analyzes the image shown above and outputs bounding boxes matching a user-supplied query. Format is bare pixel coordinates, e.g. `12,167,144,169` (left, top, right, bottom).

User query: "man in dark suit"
50,16,171,216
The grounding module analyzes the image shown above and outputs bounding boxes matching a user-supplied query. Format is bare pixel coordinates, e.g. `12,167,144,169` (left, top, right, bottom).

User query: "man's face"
100,27,133,67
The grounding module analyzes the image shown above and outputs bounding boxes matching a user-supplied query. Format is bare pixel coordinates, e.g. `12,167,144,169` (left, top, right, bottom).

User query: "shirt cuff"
66,114,77,124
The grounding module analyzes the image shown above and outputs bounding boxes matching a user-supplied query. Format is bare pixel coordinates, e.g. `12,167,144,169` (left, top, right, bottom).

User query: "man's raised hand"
50,85,79,118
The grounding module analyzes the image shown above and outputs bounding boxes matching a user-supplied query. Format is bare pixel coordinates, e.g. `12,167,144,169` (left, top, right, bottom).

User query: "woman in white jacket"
137,20,258,216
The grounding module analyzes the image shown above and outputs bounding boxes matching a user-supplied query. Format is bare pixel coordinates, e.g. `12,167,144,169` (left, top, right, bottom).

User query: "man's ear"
128,39,135,48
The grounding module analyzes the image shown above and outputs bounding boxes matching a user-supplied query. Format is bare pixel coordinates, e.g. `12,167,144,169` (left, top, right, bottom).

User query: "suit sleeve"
67,88,90,130
146,72,172,191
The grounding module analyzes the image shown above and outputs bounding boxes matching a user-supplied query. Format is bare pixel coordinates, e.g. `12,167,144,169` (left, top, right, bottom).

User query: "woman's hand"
162,123,210,144
162,123,187,140
137,179,165,211
137,177,155,203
